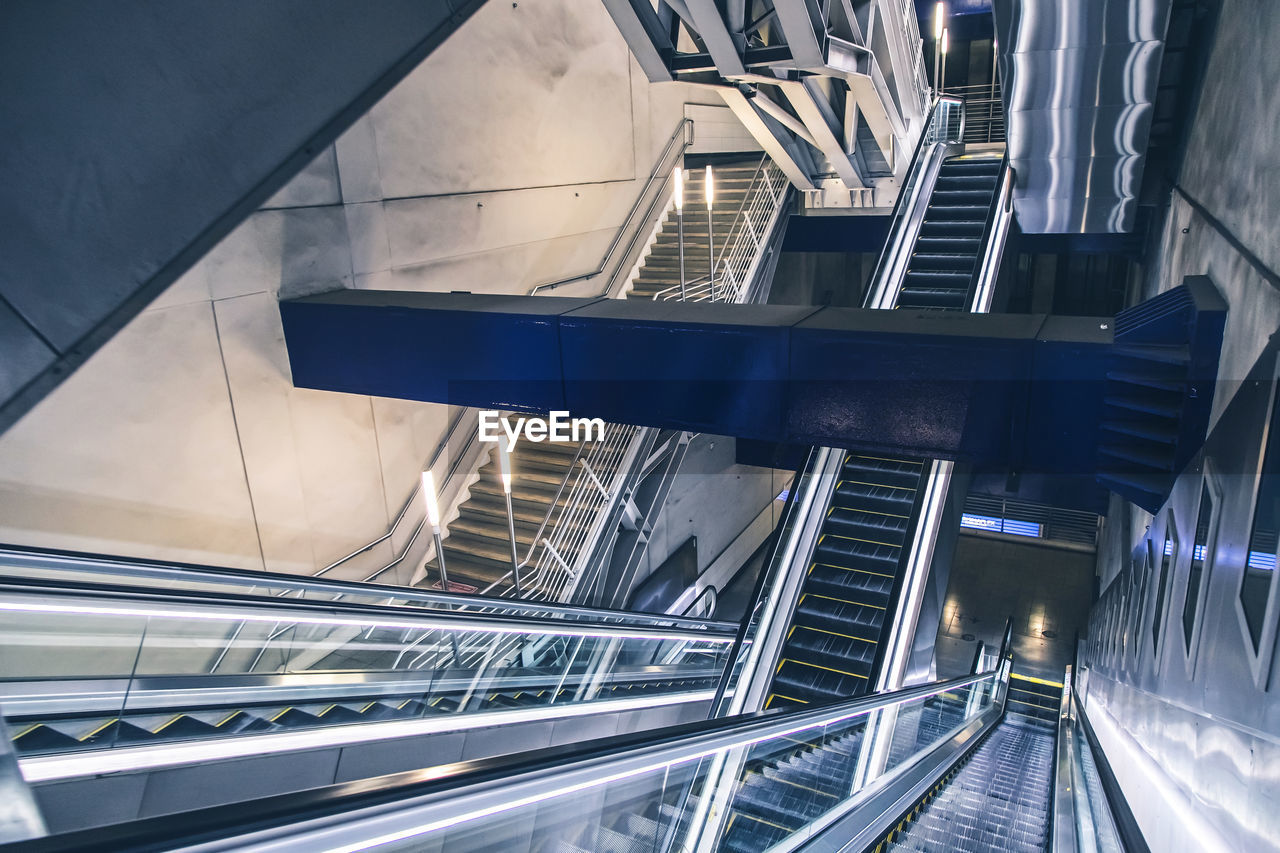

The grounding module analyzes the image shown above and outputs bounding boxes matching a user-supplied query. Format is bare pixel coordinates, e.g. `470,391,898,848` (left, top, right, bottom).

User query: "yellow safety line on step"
821,532,902,548
827,501,910,520
835,479,913,492
79,719,119,741
811,561,895,578
766,694,809,708
848,453,922,466
216,711,242,727
1009,673,1064,688
268,708,294,722
780,658,868,680
791,623,877,644
152,715,184,734
804,592,885,610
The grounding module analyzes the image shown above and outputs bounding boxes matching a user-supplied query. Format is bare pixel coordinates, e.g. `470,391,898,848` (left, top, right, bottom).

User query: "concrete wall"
0,0,734,581
0,0,490,435
629,435,790,601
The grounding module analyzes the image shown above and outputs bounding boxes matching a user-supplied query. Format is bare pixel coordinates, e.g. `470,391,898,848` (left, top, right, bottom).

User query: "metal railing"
652,156,788,303
478,423,642,603
530,117,694,297
947,82,1005,144
890,0,932,119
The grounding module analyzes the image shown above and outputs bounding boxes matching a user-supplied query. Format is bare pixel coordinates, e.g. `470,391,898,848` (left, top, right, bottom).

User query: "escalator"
0,564,735,768
9,669,719,757
767,454,925,709
17,657,1082,852
879,675,1061,853
764,148,1004,712
898,156,1003,311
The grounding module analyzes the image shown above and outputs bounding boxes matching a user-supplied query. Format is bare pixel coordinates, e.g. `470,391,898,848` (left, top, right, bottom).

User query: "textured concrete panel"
0,302,261,569
202,208,353,302
213,294,317,574
0,0,482,430
262,147,342,210
370,0,636,197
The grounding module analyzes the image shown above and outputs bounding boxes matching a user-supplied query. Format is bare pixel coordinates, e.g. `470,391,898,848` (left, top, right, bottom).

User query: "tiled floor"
934,533,1095,681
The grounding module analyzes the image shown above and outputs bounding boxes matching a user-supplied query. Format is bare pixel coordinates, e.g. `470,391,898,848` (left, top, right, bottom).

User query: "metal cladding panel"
993,0,1172,233
557,300,819,439
280,292,603,414
787,309,1044,459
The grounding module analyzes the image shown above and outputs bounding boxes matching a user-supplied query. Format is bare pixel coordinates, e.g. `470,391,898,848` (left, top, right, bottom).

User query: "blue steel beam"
281,290,1126,474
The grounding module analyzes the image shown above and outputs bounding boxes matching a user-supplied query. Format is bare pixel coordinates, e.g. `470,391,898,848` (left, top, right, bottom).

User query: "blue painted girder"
280,291,1117,473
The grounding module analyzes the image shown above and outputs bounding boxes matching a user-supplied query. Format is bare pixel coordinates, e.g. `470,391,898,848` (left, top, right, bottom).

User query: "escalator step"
914,235,981,254
832,481,915,514
896,286,969,309
785,626,876,671
924,204,989,221
794,594,883,634
823,507,909,543
909,252,977,272
806,563,895,604
841,454,923,483
919,219,984,237
773,658,870,702
11,723,81,753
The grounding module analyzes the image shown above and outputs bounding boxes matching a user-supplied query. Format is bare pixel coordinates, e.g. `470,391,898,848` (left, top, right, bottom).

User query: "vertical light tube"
498,442,523,596
940,28,949,95
705,165,716,301
675,167,687,300
422,470,451,593
933,2,946,93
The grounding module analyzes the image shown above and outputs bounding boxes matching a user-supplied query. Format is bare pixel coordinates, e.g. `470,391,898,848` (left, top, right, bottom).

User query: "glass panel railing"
127,669,1007,853
710,446,841,716
0,581,734,761
1055,676,1125,853
865,95,965,310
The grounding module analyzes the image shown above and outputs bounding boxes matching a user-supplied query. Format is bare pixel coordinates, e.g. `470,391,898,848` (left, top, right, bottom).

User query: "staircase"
626,157,768,301
766,453,926,710
433,436,618,596
897,155,1001,311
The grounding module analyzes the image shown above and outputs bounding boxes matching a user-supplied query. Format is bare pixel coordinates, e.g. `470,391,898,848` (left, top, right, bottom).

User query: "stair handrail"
529,117,693,296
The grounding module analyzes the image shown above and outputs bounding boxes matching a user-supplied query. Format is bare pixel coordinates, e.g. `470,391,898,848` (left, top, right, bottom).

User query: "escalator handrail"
863,95,963,308
5,669,1004,853
0,544,735,633
707,445,838,716
0,576,739,642
963,150,1012,312
0,664,724,719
